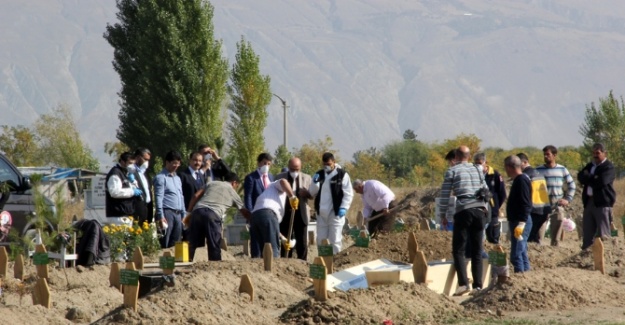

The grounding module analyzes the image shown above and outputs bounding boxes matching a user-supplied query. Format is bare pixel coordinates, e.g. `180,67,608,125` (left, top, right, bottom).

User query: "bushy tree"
380,139,430,179
271,145,291,175
579,90,625,171
0,125,41,166
33,105,99,170
292,136,337,175
227,37,272,174
104,0,228,163
346,147,386,182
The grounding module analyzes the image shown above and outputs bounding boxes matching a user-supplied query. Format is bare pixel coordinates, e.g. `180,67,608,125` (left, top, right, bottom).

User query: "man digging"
352,179,396,238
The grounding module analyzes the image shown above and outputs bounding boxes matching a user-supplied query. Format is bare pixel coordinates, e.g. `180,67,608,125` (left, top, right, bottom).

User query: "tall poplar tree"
104,0,228,161
227,37,272,174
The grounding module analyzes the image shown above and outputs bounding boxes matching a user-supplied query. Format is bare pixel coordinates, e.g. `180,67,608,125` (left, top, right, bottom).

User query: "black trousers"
188,208,223,261
367,200,397,235
528,212,547,244
279,210,308,260
452,208,485,289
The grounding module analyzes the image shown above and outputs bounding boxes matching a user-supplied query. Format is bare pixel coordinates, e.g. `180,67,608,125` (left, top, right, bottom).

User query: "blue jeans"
250,209,280,258
509,217,532,273
160,209,183,248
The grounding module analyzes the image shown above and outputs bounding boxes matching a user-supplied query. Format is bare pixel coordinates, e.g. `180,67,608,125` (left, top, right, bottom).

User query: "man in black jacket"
179,152,206,210
578,143,616,250
504,155,532,273
473,153,507,244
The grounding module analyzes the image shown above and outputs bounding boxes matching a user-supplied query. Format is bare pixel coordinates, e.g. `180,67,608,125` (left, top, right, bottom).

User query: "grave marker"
319,239,334,274
122,262,140,311
311,257,327,301
34,244,49,279
239,274,254,302
263,243,273,271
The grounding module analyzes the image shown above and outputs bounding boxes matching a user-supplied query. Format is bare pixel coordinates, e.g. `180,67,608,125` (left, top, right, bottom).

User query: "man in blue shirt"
153,150,185,248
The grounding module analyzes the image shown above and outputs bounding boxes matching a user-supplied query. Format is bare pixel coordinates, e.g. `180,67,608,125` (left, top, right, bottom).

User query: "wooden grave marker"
121,262,140,311
355,230,370,248
356,211,364,229
412,251,429,284
593,237,605,275
238,274,254,302
109,262,122,291
407,232,418,263
132,246,144,270
0,246,8,278
241,228,251,256
14,254,24,280
220,227,228,251
319,239,334,274
159,251,175,276
263,243,273,271
419,218,430,231
32,277,51,308
33,244,49,279
310,257,328,301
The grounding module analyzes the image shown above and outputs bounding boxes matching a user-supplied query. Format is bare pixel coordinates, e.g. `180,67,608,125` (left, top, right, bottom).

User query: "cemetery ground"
2,186,625,324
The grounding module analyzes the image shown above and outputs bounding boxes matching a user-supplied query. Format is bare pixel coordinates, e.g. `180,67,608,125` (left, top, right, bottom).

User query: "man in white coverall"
307,152,353,254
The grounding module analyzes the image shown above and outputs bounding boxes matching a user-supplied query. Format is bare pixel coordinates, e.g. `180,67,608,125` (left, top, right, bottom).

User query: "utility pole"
273,94,288,148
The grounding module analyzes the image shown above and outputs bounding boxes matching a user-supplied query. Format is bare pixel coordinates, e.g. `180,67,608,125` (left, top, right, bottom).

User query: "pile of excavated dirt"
280,282,465,325
462,267,623,312
332,230,452,270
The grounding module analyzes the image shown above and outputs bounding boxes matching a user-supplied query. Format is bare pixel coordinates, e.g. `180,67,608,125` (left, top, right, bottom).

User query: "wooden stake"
14,254,24,280
161,251,174,276
220,237,228,251
419,218,430,231
0,246,8,278
312,257,328,301
238,274,254,302
356,211,364,229
35,244,49,279
320,239,334,274
407,232,418,263
123,262,139,311
592,237,605,275
132,246,144,270
109,262,122,291
262,243,273,271
32,277,51,308
412,251,428,284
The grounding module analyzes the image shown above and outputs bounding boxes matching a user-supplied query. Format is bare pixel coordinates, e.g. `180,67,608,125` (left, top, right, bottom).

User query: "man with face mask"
198,144,231,183
105,152,143,224
276,157,313,260
244,152,275,257
308,152,354,254
133,147,153,224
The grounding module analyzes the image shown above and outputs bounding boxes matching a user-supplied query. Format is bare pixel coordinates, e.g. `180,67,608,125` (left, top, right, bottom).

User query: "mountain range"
2,0,625,166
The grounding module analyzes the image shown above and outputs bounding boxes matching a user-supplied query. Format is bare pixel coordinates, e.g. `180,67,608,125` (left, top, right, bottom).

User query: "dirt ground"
2,188,625,324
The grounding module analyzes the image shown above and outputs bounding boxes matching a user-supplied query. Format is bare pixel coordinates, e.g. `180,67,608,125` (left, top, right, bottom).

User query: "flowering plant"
103,217,161,262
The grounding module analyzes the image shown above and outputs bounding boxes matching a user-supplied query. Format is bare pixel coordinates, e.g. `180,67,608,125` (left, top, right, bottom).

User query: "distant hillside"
2,0,625,164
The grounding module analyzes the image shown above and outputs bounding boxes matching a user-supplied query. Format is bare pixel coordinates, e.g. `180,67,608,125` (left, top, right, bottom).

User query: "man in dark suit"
133,148,153,224
277,157,313,260
244,152,274,257
198,144,231,182
178,152,206,211
578,143,616,251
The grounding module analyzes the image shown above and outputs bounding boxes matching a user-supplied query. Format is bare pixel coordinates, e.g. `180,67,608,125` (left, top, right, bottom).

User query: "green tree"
292,136,337,176
402,129,417,141
33,105,99,170
271,145,291,175
0,125,41,166
104,141,131,162
104,0,228,163
346,147,386,182
579,90,625,171
380,139,430,179
226,36,272,174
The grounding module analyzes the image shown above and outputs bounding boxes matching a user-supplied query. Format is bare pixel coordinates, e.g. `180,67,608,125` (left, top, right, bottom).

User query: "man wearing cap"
352,179,396,237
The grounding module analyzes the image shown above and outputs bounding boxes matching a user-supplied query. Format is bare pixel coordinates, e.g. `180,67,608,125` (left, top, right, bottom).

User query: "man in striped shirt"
439,146,490,295
534,145,576,244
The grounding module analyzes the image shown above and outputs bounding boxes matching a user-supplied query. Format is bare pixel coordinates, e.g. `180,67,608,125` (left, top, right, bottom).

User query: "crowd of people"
103,142,616,295
438,143,616,296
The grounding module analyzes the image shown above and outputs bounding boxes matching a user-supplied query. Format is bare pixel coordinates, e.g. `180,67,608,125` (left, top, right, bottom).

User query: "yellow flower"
128,227,134,233
128,216,134,222
142,222,149,230
136,228,142,235
103,226,110,233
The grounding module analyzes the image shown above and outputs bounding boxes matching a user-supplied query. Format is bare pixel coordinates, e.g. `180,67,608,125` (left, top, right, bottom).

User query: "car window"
0,157,20,186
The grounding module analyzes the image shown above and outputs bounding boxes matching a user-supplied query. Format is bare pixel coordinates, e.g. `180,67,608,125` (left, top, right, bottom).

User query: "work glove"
289,196,299,210
127,173,136,183
514,222,526,240
133,188,143,197
312,173,320,183
338,208,347,218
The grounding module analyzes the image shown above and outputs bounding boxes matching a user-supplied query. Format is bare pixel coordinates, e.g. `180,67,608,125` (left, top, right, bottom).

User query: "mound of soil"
462,267,623,312
280,282,464,324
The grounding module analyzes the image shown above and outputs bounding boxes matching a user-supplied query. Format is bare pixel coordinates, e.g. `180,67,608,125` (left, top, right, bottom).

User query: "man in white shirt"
352,179,396,237
250,178,298,258
308,152,354,254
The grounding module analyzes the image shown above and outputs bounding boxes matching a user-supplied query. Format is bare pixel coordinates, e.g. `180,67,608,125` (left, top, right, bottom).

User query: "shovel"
283,208,297,252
